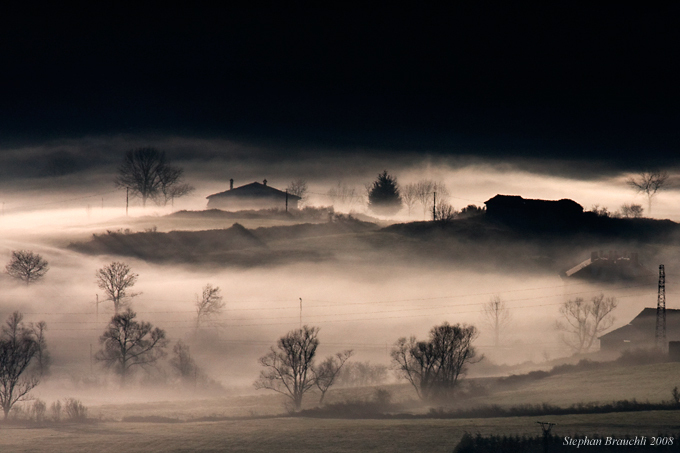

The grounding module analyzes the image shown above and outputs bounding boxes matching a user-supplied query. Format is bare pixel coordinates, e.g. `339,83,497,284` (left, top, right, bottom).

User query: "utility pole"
286,189,289,212
656,264,667,352
126,187,129,216
432,191,436,221
299,297,302,329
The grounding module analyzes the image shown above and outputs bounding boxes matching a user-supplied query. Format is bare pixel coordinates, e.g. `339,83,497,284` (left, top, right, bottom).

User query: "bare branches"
287,179,309,206
313,349,353,404
95,309,168,385
556,294,618,353
96,262,139,314
115,147,193,207
254,325,320,411
434,200,457,223
327,182,361,211
0,312,41,419
5,250,49,285
483,295,512,348
195,284,225,330
627,171,669,214
401,183,419,217
391,323,480,401
619,203,644,218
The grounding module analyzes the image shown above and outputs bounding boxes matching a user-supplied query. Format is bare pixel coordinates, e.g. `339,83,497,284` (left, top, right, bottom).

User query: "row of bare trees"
254,321,482,409
482,293,618,356
254,326,354,411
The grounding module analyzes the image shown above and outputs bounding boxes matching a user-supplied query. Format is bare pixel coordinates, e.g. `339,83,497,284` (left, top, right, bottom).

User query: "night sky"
1,4,679,169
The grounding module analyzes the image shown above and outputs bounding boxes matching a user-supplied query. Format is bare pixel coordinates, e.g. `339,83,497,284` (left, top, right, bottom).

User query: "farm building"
562,250,654,282
599,308,680,353
206,179,301,211
484,195,584,226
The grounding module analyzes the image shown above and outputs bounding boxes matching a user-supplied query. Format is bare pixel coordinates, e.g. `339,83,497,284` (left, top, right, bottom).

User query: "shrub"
31,399,47,423
50,400,62,422
64,398,87,422
373,388,392,409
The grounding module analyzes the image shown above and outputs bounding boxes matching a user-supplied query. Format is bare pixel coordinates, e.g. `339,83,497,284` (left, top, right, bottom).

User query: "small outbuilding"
562,250,654,282
206,179,301,211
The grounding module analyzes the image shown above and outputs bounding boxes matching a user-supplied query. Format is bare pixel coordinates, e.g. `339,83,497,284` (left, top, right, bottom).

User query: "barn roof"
599,308,680,342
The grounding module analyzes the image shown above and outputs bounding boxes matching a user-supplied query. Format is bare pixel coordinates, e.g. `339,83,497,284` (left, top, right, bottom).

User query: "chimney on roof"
263,179,267,186
230,178,234,190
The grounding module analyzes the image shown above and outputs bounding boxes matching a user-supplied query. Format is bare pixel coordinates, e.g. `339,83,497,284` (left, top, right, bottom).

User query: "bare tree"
0,312,40,419
336,361,389,387
414,180,434,217
313,349,353,404
5,250,49,285
254,325,319,411
619,203,644,218
483,295,512,348
627,170,669,215
115,147,193,207
391,323,479,401
30,321,50,376
170,340,201,386
195,284,225,330
556,294,618,353
327,182,361,211
287,179,309,206
95,309,168,385
96,262,139,314
414,180,450,219
401,183,419,217
434,200,457,223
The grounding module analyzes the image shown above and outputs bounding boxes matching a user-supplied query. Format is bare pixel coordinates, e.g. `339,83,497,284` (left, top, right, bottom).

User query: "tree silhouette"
95,309,168,385
5,250,49,285
627,171,668,215
195,284,225,330
313,349,353,404
391,322,480,401
0,312,41,419
254,325,319,411
368,170,402,215
96,262,139,314
115,147,194,207
286,179,309,206
556,294,618,353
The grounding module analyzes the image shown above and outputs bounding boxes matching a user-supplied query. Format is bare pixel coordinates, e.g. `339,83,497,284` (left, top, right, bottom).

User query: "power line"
2,189,120,212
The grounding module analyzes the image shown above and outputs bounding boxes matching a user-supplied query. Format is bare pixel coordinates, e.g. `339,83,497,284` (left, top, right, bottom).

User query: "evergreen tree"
368,170,402,215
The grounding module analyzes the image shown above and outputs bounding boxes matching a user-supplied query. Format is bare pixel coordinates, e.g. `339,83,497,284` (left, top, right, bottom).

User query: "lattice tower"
655,264,666,352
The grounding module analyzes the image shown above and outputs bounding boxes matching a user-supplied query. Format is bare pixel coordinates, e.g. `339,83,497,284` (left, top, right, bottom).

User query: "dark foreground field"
2,412,679,453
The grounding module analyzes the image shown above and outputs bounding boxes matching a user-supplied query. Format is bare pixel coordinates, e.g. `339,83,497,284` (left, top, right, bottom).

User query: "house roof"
206,182,301,200
599,308,680,342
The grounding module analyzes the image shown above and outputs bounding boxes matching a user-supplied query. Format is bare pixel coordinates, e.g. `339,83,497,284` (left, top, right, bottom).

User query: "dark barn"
484,195,584,227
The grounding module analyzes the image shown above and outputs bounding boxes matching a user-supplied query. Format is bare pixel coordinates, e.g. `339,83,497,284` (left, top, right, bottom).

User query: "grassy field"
2,361,678,452
1,411,679,453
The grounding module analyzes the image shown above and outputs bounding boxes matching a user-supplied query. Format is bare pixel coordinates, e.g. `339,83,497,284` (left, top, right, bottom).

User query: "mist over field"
3,4,680,451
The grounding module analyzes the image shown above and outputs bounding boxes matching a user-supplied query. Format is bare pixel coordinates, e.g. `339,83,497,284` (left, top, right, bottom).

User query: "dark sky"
2,4,679,169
